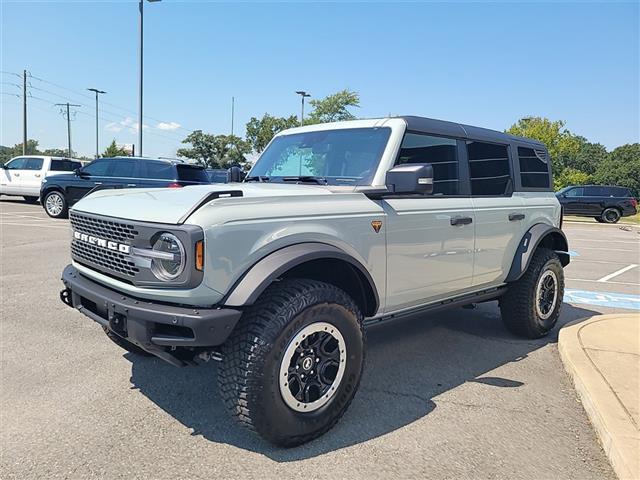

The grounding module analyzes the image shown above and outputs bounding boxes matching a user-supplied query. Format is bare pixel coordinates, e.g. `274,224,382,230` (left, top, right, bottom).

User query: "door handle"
450,216,473,226
35,174,41,178
509,213,525,221
94,182,103,185
126,184,137,187
14,173,20,177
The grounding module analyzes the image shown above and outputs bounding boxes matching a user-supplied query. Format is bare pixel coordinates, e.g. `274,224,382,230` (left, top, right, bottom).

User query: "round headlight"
150,233,186,281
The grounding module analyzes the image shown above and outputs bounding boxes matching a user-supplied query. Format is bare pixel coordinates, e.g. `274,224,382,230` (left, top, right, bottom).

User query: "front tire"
43,190,68,218
218,279,365,447
601,207,621,223
500,248,564,339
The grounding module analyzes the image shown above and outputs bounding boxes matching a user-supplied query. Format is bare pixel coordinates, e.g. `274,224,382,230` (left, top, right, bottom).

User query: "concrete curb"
558,314,640,480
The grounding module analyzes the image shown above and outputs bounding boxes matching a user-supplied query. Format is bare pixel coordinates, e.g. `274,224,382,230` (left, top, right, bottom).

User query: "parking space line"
573,246,638,253
0,214,52,221
0,222,69,229
567,278,639,287
597,264,638,283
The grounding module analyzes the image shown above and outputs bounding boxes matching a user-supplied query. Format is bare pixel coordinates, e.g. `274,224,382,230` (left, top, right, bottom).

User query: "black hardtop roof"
399,116,546,148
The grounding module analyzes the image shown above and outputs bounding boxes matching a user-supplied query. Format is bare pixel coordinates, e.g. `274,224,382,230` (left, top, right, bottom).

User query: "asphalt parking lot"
1,197,638,480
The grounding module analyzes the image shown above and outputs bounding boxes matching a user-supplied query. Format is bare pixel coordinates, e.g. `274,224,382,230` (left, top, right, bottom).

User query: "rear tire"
218,279,365,447
601,207,621,223
103,327,153,356
43,190,68,219
23,196,39,204
500,248,564,339
594,216,605,223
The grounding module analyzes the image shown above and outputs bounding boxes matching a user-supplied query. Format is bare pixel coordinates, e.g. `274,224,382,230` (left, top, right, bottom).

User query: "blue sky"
1,1,638,158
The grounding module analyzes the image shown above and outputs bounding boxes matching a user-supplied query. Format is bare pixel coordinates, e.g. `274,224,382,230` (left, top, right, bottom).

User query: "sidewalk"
559,314,640,480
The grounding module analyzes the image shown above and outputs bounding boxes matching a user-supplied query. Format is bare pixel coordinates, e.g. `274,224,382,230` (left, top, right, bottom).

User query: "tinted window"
110,159,138,178
518,147,550,188
82,160,111,176
5,158,26,170
467,142,511,195
24,158,44,170
565,187,583,197
208,169,229,183
396,133,458,195
177,165,209,182
584,186,606,196
50,159,81,171
144,161,176,180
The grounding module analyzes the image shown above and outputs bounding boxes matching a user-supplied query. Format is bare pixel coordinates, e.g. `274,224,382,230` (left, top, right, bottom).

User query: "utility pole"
295,90,311,127
87,88,106,158
55,103,81,157
139,0,162,158
22,70,27,155
231,96,235,136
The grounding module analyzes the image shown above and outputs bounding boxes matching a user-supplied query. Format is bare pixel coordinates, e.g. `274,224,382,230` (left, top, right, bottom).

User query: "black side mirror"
385,163,434,195
75,168,88,178
228,166,244,183
1,163,7,169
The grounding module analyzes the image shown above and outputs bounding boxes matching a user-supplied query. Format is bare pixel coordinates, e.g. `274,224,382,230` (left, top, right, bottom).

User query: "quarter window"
518,147,550,188
145,161,175,180
396,133,459,195
467,142,511,196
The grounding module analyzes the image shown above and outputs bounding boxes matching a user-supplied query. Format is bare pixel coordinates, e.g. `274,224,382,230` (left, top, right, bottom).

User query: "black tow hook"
60,288,73,308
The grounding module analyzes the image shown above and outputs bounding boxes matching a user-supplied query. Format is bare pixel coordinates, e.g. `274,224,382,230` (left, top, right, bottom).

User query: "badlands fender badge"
73,231,131,254
371,220,382,233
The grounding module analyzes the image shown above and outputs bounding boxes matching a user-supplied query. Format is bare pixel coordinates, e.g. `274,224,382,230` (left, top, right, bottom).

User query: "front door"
383,132,475,312
0,157,27,195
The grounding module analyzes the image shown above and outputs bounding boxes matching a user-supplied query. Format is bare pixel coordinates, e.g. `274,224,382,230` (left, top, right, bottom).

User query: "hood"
71,183,336,224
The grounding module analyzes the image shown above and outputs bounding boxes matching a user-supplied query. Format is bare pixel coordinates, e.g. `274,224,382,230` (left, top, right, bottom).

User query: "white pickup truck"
0,155,82,203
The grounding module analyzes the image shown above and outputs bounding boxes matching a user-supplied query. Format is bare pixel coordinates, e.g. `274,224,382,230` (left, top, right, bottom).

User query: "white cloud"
104,116,149,134
156,121,181,131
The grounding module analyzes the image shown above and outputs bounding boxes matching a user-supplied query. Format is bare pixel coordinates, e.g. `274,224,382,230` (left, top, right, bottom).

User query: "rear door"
383,132,475,312
1,157,27,194
107,158,142,189
467,141,524,287
21,157,46,196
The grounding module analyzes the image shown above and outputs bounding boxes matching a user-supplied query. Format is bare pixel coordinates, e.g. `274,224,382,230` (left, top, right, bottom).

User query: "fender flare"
505,223,570,283
222,242,380,312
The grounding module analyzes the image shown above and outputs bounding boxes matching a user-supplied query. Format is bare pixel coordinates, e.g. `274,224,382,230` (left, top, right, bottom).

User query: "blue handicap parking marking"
564,289,640,311
568,250,580,257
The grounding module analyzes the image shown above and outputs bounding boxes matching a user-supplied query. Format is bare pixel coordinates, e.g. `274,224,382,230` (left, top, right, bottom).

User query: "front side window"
5,158,26,170
565,187,583,197
82,160,111,176
467,142,511,196
395,133,459,195
250,127,391,185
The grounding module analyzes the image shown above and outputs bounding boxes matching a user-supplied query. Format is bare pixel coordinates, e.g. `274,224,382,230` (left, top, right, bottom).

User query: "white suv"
0,156,82,203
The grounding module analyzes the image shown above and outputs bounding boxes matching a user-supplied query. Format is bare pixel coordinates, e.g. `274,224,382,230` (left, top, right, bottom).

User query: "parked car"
40,156,210,218
206,168,229,183
0,156,82,203
59,116,569,446
556,185,637,223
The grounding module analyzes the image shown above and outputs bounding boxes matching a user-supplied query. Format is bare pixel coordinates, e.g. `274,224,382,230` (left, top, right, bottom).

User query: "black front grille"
70,211,139,243
71,241,139,277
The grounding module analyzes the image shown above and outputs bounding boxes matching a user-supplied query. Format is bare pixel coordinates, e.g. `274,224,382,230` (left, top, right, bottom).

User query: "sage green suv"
60,116,569,446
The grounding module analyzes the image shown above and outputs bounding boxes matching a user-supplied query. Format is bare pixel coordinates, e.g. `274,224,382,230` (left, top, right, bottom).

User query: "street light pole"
295,90,311,127
138,0,161,157
87,88,106,158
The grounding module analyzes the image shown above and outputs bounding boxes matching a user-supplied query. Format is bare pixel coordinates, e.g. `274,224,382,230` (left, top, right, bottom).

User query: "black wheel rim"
536,270,558,320
605,210,618,222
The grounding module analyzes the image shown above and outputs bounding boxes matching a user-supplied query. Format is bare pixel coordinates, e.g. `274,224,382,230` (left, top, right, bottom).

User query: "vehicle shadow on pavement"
127,301,598,461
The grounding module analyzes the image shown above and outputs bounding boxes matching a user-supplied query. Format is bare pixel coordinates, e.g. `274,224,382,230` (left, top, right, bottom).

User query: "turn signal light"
195,240,204,271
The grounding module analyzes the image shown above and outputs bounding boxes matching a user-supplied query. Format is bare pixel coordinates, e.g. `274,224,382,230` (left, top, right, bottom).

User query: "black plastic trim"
177,190,243,224
505,224,569,282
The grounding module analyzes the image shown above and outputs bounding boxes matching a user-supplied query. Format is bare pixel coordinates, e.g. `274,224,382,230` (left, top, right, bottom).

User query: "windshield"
248,127,391,185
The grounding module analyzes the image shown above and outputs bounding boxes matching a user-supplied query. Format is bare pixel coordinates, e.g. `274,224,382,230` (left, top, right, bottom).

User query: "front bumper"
60,264,242,366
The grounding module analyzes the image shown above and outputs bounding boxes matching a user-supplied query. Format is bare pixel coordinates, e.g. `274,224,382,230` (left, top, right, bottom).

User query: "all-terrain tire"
601,207,621,224
500,248,564,339
103,327,153,356
218,279,365,447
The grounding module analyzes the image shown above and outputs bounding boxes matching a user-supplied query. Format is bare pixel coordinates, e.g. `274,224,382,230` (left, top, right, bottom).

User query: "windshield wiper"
281,176,328,185
244,175,270,183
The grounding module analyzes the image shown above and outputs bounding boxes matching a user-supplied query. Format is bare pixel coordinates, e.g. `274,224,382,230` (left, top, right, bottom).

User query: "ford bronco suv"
60,116,569,446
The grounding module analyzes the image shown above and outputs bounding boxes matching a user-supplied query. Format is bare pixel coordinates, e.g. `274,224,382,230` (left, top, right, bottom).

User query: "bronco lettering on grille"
73,231,131,254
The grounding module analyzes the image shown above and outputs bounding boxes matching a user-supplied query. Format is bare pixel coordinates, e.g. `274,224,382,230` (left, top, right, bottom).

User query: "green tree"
593,143,640,197
102,140,129,158
506,117,582,175
42,148,68,157
566,140,608,175
245,113,299,153
553,167,591,191
178,131,251,169
307,89,360,124
0,140,40,164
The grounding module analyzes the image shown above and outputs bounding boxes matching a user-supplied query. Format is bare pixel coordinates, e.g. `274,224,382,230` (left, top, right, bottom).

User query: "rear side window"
396,133,459,195
110,159,138,178
50,159,81,171
177,165,209,183
467,142,511,195
24,158,44,170
518,147,550,188
144,161,176,180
